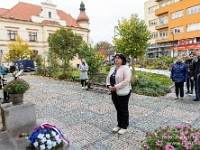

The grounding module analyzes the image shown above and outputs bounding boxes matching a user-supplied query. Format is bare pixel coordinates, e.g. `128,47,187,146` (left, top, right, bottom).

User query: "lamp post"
114,26,118,38
171,31,174,58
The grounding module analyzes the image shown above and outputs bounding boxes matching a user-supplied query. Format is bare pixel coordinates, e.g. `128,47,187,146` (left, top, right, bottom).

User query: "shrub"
131,76,171,96
105,64,112,72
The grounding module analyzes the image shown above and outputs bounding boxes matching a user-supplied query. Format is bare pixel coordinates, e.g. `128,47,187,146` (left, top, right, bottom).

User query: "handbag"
116,86,130,96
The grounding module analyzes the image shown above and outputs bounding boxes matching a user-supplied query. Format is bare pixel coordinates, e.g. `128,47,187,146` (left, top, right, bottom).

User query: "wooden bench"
87,73,107,88
71,76,80,82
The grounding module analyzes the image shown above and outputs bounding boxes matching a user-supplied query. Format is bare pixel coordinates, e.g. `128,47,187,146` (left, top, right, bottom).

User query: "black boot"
1,99,11,104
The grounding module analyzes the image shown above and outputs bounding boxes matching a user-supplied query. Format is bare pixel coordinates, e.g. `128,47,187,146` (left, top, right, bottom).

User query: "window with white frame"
152,32,158,39
160,1,170,8
187,5,200,15
171,10,183,19
187,23,200,32
198,23,200,30
29,32,37,41
159,16,168,25
149,19,158,27
149,5,158,14
48,12,52,18
159,30,168,39
7,30,17,40
173,0,181,3
171,26,183,34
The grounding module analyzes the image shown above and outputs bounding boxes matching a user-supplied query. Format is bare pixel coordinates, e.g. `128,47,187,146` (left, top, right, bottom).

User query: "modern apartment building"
0,0,90,66
145,0,200,58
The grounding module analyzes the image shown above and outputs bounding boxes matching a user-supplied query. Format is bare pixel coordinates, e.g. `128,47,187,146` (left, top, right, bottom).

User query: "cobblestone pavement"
1,74,200,150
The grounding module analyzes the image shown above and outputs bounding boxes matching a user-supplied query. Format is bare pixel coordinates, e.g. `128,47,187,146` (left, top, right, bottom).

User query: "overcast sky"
1,0,147,45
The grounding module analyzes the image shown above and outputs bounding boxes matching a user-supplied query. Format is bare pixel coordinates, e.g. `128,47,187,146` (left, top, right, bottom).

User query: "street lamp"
171,31,174,58
114,26,118,38
107,45,112,63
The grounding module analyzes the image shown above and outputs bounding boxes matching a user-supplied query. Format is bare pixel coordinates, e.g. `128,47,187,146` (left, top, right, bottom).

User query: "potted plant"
4,78,30,105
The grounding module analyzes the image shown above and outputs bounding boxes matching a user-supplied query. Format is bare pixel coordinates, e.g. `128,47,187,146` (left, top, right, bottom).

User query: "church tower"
77,1,89,29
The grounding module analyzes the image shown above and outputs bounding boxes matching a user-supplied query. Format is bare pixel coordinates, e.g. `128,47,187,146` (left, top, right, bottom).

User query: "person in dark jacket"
171,56,188,100
185,53,194,94
191,50,200,101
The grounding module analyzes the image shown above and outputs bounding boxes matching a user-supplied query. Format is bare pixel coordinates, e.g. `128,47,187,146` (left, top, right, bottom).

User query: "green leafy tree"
5,35,34,62
48,27,83,77
94,41,112,51
34,54,44,74
113,14,151,75
79,42,104,79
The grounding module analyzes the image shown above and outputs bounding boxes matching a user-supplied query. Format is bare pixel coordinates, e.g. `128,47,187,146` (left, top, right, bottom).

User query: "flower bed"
141,126,200,150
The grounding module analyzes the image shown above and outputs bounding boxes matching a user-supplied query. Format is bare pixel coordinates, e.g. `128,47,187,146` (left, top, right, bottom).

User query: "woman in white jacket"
79,59,89,89
106,53,131,135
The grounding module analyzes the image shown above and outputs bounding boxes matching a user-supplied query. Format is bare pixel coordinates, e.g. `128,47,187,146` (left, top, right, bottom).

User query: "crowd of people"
0,62,24,103
171,50,200,101
78,51,200,135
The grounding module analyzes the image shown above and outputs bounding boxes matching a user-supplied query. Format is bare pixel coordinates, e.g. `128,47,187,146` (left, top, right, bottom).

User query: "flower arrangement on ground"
25,123,70,150
4,78,30,94
141,125,200,150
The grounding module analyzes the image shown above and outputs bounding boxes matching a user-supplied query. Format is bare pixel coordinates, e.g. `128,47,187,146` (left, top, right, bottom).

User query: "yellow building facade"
145,0,200,57
0,0,90,67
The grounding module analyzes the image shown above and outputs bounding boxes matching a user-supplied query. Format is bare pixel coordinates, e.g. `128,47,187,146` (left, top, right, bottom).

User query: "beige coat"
106,65,131,90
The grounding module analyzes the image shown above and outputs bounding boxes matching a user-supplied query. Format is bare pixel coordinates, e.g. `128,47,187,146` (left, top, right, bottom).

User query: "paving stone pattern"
1,74,200,150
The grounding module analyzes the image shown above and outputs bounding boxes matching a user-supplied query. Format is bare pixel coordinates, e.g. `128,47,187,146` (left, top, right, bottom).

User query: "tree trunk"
131,57,135,76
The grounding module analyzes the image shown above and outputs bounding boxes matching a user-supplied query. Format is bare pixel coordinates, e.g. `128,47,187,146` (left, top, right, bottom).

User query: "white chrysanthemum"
51,131,56,136
47,144,52,149
40,144,45,150
52,142,57,147
57,139,62,144
33,141,38,148
46,140,52,145
55,135,60,141
41,137,47,143
46,134,50,138
38,133,44,139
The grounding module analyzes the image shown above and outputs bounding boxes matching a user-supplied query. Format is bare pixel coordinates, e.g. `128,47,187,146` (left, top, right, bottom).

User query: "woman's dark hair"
114,53,127,65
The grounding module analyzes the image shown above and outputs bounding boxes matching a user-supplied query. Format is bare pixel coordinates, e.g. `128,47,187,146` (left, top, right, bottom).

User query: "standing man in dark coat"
191,50,200,101
185,53,194,94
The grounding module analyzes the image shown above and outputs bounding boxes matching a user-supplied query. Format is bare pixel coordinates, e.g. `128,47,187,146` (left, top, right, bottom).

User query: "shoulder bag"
116,86,130,96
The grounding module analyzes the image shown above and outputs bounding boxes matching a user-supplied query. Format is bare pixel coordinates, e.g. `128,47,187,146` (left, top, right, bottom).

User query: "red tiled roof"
100,48,107,58
1,2,82,28
1,2,41,21
57,10,81,28
42,20,61,26
0,8,9,16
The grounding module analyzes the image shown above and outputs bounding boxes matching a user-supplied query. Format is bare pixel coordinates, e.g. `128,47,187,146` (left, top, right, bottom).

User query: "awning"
170,44,200,50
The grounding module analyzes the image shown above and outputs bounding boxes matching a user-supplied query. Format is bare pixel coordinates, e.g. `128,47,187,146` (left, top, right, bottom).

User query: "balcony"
156,24,168,30
156,36,169,43
155,0,165,2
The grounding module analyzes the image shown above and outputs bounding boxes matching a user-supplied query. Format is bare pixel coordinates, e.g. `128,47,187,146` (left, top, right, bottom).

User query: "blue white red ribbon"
41,123,70,146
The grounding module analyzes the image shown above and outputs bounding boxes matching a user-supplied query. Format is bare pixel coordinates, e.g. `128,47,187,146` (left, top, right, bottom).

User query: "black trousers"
111,91,131,129
175,82,184,98
186,77,194,92
3,91,10,101
81,80,87,87
194,77,199,100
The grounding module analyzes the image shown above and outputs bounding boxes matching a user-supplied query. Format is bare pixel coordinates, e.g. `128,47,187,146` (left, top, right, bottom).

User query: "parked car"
14,60,36,72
